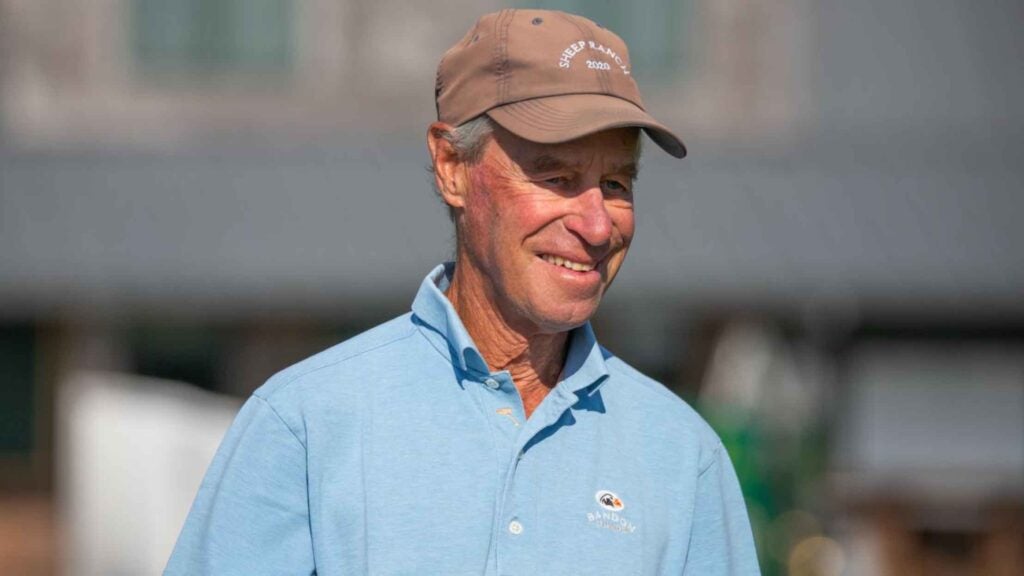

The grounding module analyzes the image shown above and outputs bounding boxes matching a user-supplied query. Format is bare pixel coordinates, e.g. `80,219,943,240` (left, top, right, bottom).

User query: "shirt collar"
411,262,609,394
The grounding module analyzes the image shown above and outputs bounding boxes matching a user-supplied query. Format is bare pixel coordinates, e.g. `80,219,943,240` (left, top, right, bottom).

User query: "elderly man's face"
457,124,639,333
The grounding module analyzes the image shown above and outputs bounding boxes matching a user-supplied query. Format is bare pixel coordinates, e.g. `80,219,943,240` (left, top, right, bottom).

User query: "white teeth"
541,254,594,272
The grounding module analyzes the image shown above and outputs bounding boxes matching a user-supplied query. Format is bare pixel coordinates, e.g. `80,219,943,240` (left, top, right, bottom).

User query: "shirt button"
484,378,500,390
508,520,523,535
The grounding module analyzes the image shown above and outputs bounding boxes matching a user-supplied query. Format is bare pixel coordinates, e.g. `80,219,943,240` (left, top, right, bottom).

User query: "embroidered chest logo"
596,490,624,511
587,490,638,533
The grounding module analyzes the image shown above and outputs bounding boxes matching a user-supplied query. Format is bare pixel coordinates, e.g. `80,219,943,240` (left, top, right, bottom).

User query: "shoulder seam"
698,442,723,477
262,324,418,399
252,394,307,450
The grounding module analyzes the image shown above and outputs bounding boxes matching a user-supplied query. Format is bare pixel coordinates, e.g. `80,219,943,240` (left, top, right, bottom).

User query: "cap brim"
485,93,687,158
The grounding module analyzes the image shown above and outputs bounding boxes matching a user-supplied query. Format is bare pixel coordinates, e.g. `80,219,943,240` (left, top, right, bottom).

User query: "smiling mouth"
540,254,597,272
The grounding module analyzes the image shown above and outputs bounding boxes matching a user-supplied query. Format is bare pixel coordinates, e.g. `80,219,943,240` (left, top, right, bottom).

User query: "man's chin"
527,300,602,334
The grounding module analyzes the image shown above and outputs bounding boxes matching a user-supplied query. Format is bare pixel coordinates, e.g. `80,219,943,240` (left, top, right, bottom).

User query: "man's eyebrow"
613,161,640,179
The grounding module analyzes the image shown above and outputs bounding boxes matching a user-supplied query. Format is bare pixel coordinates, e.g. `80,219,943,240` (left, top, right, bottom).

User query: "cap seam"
509,95,642,119
491,92,646,119
434,55,446,120
490,11,505,112
499,111,656,131
496,9,515,106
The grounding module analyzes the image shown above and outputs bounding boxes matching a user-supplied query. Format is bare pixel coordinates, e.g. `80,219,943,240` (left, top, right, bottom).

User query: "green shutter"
0,324,35,453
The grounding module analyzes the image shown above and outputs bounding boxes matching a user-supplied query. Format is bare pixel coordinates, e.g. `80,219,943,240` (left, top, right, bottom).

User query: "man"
167,9,759,575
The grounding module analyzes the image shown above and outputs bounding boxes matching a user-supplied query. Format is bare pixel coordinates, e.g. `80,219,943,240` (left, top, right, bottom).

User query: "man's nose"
564,186,614,246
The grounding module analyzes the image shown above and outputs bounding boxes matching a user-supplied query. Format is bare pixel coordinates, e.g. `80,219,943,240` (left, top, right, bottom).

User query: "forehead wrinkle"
527,153,579,174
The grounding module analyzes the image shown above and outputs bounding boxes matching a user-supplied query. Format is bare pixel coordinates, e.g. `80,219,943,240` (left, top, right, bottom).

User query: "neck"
445,260,568,419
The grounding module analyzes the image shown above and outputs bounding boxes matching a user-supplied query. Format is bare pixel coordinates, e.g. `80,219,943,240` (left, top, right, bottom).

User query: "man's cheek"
616,212,636,244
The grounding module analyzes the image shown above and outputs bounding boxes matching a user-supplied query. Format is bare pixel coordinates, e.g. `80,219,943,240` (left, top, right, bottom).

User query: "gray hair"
429,115,496,221
442,114,496,164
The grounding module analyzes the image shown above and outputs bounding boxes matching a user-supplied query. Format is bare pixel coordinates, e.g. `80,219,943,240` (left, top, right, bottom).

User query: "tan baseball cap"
435,9,686,158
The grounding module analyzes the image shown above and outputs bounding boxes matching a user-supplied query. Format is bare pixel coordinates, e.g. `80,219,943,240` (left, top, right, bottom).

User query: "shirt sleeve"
682,444,761,576
165,395,316,576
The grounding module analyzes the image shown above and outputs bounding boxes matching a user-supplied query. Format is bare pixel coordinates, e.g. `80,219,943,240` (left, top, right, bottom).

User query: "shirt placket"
491,385,580,576
465,369,525,575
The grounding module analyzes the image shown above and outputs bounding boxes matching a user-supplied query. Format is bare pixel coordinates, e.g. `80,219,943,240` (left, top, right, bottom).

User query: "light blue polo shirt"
166,263,759,575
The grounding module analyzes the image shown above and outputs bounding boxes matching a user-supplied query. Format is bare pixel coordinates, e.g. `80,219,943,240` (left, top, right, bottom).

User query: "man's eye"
602,179,631,194
544,176,570,186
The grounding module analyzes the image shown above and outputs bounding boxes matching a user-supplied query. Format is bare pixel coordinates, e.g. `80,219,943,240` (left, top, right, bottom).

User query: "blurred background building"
1,0,1022,574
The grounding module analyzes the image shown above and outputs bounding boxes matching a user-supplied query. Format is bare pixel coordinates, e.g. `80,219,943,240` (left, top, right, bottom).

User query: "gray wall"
2,0,1022,317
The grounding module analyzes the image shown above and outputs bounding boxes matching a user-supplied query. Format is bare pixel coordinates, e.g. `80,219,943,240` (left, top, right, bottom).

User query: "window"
131,0,294,78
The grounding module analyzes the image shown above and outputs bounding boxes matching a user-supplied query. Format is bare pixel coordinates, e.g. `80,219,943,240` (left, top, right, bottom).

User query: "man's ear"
427,122,470,210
